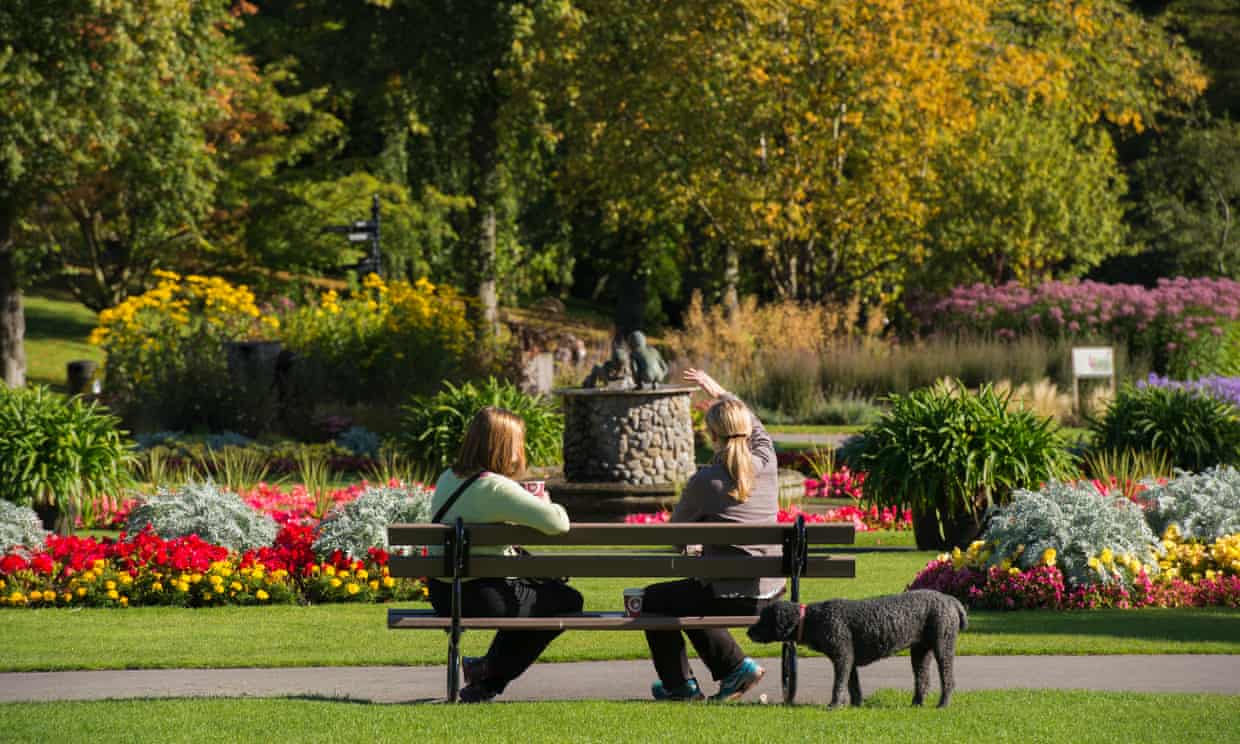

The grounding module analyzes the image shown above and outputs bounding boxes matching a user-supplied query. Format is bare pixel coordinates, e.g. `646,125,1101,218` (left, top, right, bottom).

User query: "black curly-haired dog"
747,589,967,708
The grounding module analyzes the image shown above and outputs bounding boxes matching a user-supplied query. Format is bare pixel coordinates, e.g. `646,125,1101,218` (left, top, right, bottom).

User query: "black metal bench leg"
447,626,460,703
782,641,798,704
782,514,806,705
446,517,467,703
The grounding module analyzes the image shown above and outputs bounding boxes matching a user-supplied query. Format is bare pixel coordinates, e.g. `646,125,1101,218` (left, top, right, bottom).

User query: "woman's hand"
683,368,727,399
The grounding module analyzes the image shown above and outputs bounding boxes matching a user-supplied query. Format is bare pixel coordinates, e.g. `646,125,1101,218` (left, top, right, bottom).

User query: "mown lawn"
3,545,1238,671
4,690,1239,744
25,293,104,392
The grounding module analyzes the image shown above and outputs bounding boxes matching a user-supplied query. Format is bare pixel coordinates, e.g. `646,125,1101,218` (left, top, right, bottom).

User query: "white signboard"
1072,347,1114,379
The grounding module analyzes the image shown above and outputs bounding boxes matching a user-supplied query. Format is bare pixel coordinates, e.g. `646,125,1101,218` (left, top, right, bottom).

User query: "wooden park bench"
386,517,856,703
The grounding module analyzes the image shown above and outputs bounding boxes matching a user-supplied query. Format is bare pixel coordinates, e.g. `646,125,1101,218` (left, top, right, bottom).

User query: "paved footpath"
2,656,1238,705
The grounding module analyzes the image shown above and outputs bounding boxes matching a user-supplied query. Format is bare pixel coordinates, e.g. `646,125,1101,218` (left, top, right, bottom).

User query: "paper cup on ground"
623,588,645,617
521,480,548,501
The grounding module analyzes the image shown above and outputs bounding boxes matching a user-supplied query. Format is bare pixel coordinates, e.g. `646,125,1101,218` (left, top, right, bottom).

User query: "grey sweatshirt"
670,395,785,598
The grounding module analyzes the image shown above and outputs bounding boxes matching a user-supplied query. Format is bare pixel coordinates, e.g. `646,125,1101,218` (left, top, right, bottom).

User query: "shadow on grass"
968,607,1240,645
25,297,96,342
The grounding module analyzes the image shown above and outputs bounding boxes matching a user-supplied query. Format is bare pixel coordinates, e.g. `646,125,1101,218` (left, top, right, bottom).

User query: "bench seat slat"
388,554,856,579
388,522,855,547
388,608,761,631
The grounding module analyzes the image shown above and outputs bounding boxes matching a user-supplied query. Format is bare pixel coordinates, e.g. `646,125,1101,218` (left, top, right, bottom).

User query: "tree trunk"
477,202,499,340
0,200,25,388
722,241,739,317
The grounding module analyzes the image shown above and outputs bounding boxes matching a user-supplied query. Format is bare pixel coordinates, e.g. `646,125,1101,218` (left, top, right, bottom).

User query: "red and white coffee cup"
521,480,548,501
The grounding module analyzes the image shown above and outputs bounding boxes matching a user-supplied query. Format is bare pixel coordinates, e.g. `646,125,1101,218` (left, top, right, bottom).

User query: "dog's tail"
951,595,968,631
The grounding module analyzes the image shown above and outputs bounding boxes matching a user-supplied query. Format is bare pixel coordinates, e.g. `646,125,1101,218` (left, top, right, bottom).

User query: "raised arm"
683,368,774,470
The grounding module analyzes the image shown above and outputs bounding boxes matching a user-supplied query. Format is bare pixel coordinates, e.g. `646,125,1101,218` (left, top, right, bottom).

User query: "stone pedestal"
552,386,697,520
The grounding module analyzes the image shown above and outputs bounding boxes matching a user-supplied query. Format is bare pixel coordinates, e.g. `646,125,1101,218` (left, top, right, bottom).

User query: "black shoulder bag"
433,471,484,524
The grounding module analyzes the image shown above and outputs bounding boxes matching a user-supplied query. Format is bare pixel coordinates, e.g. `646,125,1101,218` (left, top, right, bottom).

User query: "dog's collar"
795,603,806,644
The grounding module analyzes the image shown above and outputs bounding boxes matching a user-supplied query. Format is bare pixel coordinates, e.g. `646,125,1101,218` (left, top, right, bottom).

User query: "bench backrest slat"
389,554,856,580
387,522,855,547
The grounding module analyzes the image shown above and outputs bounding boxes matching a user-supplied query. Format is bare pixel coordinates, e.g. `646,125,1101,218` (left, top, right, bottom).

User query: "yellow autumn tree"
520,0,1204,306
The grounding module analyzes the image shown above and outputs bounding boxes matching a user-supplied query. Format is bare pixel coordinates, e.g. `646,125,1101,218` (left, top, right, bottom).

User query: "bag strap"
433,470,485,524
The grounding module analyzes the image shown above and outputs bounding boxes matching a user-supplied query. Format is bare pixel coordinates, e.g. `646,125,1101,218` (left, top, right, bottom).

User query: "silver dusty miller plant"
981,480,1160,587
125,480,277,552
0,501,48,556
313,484,433,560
1142,466,1240,540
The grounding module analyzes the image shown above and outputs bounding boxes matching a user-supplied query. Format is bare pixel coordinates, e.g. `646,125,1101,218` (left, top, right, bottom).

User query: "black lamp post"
323,195,383,278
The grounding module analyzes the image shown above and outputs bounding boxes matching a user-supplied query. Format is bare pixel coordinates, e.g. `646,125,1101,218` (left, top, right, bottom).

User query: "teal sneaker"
651,678,705,701
712,658,764,702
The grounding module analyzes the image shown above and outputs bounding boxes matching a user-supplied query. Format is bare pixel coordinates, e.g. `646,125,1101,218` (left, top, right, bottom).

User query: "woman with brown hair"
427,406,583,703
641,368,781,702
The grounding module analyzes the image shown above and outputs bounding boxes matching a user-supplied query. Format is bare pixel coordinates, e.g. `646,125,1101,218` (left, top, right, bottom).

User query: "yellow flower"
1087,557,1100,571
119,596,128,607
1099,549,1114,565
203,591,213,601
382,577,395,589
42,590,55,602
346,583,360,595
369,580,380,591
61,593,73,603
77,587,87,597
107,590,119,600
120,574,133,585
356,569,368,580
190,573,203,584
152,582,163,592
256,590,269,601
329,578,342,588
105,580,117,590
324,566,336,577
1040,548,1057,567
230,581,242,591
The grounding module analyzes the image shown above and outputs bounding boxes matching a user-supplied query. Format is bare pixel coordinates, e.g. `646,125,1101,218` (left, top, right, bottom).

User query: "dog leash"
796,603,806,644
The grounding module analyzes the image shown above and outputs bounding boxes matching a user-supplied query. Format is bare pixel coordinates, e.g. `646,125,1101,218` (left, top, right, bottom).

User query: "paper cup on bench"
623,588,645,617
521,480,548,502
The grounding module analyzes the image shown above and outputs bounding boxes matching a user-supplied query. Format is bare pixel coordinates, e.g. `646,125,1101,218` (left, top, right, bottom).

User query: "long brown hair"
453,406,527,478
705,398,754,502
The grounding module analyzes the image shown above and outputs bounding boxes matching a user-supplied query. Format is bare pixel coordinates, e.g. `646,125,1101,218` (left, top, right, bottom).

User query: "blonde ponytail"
705,398,755,502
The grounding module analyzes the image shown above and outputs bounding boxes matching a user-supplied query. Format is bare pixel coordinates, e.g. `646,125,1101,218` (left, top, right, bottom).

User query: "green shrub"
858,382,1076,550
981,480,1160,587
0,386,134,525
0,502,48,555
1142,467,1240,540
313,484,434,559
1090,384,1240,471
125,481,277,551
396,378,564,473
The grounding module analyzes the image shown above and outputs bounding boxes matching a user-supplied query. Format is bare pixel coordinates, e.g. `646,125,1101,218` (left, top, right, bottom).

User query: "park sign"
1071,346,1115,413
1072,347,1114,378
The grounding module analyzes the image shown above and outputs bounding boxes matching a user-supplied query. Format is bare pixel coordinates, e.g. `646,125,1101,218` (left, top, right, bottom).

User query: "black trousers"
428,577,583,693
642,578,773,687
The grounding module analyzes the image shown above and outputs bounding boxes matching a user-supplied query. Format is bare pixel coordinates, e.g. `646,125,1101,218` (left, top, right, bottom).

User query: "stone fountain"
547,333,697,520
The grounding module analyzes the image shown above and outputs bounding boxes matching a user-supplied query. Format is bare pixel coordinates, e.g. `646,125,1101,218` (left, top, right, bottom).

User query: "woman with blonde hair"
641,368,781,702
427,406,583,703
